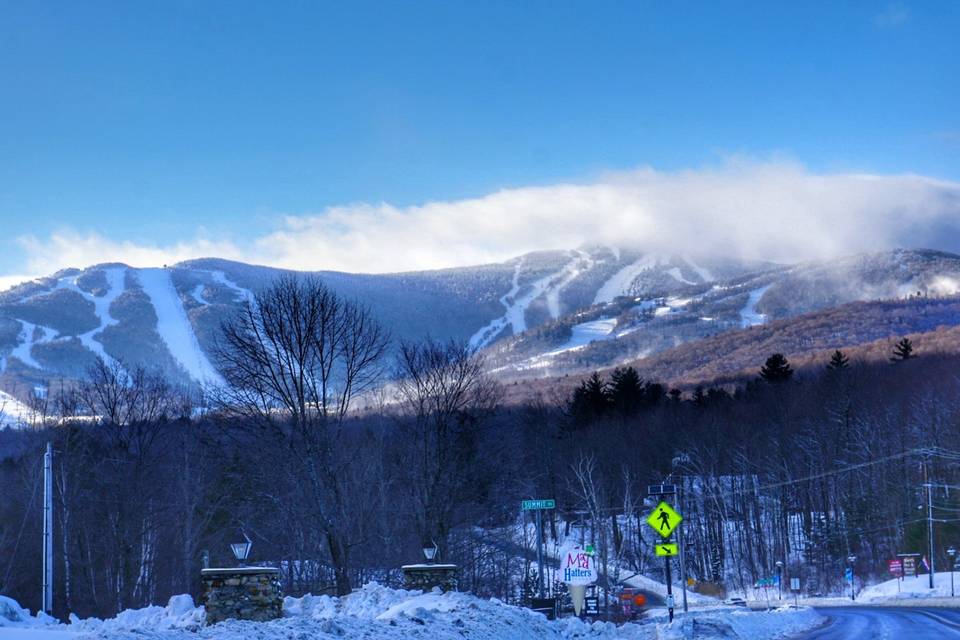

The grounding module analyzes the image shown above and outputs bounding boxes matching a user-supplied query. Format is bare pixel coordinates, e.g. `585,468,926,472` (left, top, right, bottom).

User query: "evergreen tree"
826,349,850,371
693,386,707,406
760,353,793,383
891,337,914,362
609,366,644,416
569,372,611,425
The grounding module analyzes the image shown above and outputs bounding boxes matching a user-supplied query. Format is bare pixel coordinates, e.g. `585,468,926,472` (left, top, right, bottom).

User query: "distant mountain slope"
486,249,960,379
499,294,960,405
0,248,760,397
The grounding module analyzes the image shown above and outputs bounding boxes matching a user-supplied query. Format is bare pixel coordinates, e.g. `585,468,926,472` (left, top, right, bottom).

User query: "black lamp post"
948,546,957,598
846,555,857,601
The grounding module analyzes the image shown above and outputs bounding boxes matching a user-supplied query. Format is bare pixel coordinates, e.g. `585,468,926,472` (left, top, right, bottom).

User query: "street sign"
790,577,800,591
646,501,682,538
844,568,853,583
655,543,679,557
522,499,556,510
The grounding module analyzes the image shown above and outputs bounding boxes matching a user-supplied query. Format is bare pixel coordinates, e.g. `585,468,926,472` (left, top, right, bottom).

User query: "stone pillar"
200,567,282,624
401,564,459,592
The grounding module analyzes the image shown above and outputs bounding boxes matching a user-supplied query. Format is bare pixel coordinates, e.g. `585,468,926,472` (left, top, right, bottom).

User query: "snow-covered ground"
0,583,823,640
547,317,618,355
594,255,663,305
0,390,34,429
740,285,771,328
859,570,960,602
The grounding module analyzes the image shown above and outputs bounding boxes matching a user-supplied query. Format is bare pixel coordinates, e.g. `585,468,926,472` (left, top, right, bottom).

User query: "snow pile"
0,595,57,628
859,571,960,602
67,595,204,633
654,606,822,640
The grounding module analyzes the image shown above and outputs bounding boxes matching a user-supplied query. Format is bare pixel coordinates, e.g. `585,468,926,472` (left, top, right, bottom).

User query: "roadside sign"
790,577,800,591
901,556,917,577
755,577,775,588
888,559,903,577
655,543,679,557
646,501,682,538
560,543,598,585
522,499,556,510
584,596,599,616
844,568,853,583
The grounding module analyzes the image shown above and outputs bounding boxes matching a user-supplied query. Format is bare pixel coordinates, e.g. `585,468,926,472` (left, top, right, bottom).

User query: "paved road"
797,607,960,639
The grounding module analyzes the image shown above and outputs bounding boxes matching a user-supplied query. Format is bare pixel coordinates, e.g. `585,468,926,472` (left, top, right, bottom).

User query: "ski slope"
740,285,771,327
594,255,663,305
0,390,34,429
137,269,223,384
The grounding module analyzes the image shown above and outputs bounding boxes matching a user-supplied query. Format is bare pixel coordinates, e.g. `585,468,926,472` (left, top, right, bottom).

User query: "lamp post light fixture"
948,546,957,598
422,540,439,564
846,555,857,601
230,532,252,567
775,561,784,601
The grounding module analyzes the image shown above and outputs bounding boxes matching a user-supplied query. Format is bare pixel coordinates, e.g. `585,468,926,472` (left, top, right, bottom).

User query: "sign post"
522,499,556,599
645,494,682,623
790,577,800,609
560,542,598,616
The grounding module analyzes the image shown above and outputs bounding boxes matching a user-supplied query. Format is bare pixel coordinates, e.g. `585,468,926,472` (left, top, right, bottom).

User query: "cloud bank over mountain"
12,159,960,278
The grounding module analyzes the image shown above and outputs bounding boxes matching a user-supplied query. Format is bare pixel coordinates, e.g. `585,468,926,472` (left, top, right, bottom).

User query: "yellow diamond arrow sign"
646,501,682,538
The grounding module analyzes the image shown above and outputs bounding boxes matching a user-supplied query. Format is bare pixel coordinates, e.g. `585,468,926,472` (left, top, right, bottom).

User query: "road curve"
796,607,960,639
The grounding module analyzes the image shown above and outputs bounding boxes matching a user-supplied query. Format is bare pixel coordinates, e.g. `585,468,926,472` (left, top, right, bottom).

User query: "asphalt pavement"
796,606,960,639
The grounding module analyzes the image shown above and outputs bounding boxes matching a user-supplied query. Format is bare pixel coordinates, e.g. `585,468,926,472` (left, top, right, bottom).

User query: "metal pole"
42,442,53,615
536,508,545,599
665,550,674,622
927,479,935,590
678,481,688,613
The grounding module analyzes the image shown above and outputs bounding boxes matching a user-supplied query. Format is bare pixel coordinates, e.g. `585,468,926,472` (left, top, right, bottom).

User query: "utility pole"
924,458,935,590
42,442,53,615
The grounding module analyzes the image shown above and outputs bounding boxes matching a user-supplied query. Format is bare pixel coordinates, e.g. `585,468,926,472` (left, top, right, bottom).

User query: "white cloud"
9,159,960,277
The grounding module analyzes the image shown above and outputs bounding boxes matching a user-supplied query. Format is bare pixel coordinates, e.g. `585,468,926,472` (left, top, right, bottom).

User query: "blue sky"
1,1,959,280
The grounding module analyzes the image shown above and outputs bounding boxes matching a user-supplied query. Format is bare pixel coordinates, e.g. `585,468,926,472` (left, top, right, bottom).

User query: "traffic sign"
647,484,677,496
844,568,853,583
790,577,800,591
646,501,682,538
522,499,556,510
655,543,678,557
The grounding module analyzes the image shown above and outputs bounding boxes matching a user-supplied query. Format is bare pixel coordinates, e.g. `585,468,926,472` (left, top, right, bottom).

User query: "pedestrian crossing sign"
646,501,682,538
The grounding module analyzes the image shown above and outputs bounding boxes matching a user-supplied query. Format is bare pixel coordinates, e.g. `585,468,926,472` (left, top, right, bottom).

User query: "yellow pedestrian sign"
646,501,682,538
655,543,678,557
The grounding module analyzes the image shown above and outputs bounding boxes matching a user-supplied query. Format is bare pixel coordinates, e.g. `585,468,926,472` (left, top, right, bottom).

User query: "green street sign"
522,499,556,510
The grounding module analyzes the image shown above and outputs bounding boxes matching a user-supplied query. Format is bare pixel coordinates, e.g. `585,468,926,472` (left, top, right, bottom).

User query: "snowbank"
859,571,960,602
0,596,57,628
0,585,823,639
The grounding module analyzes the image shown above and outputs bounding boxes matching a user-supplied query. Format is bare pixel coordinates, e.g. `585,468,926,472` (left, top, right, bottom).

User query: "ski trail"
740,285,771,327
138,268,223,384
6,267,127,370
593,254,663,304
469,252,592,351
0,389,34,429
684,257,715,282
667,267,696,285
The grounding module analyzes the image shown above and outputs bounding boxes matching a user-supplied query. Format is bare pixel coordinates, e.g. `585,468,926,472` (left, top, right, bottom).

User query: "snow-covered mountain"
2,248,960,401
0,249,756,393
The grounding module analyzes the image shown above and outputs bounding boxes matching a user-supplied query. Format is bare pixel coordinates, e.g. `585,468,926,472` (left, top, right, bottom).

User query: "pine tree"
891,337,914,362
609,366,643,417
569,372,611,425
826,350,849,371
760,353,793,383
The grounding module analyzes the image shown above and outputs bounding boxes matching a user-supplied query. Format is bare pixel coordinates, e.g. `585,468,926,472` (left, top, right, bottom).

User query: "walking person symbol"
658,508,671,532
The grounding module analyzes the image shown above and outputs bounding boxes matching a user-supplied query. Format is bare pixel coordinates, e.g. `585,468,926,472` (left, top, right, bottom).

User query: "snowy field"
0,583,824,640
